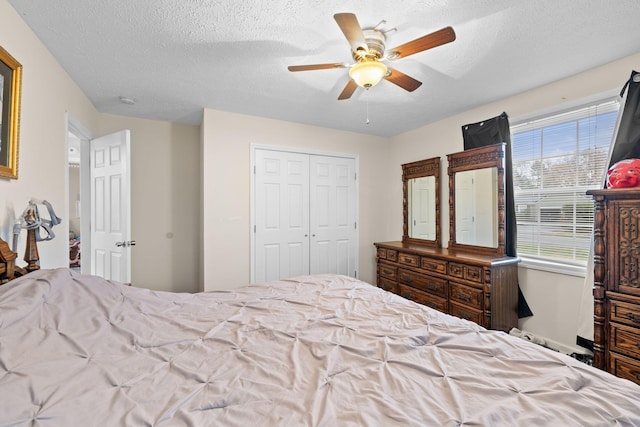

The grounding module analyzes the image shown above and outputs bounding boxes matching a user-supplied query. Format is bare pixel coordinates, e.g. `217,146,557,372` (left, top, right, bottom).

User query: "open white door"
455,171,476,245
410,177,436,240
90,130,132,284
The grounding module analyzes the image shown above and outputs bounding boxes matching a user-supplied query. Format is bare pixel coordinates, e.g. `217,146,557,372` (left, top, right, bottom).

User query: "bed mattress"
1,269,639,426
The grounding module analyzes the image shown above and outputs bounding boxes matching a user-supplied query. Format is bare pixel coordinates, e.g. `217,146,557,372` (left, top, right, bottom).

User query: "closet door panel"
254,149,310,282
309,155,357,277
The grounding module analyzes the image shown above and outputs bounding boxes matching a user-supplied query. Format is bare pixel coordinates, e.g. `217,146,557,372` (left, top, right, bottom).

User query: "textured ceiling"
8,0,640,137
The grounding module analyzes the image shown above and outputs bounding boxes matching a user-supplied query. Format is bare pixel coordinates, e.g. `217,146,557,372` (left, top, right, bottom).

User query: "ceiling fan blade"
384,68,422,92
338,80,358,100
334,13,368,53
288,63,348,72
386,26,456,60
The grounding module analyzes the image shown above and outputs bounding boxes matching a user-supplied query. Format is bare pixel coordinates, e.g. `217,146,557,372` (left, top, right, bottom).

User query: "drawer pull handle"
427,283,439,291
425,263,438,270
401,275,414,283
427,302,439,309
382,268,393,275
457,311,472,320
402,292,414,299
625,313,640,324
456,292,472,302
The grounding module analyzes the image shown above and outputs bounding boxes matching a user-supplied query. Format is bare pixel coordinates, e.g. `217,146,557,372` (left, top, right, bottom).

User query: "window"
511,100,620,271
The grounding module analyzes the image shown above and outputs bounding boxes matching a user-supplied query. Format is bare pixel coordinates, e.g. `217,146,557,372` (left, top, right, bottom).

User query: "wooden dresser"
374,241,519,332
588,189,640,385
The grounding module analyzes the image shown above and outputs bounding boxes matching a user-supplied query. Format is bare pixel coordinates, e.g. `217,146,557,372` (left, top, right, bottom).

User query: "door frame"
250,144,359,283
66,113,93,274
65,114,132,281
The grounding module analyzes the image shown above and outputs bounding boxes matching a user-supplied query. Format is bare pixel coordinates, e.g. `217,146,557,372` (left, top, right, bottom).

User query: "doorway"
66,115,132,283
66,116,92,275
67,130,82,271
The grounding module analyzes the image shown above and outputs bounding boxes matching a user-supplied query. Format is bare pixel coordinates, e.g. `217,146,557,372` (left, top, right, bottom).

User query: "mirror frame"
447,143,506,256
402,157,440,248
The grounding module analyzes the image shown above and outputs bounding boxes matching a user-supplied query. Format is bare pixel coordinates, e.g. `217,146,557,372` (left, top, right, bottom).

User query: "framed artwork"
0,45,22,179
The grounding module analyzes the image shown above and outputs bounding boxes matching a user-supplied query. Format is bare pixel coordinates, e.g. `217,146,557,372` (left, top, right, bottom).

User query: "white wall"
390,52,640,352
201,109,393,291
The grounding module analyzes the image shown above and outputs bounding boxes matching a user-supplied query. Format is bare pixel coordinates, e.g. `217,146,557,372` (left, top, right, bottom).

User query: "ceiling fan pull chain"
365,90,370,124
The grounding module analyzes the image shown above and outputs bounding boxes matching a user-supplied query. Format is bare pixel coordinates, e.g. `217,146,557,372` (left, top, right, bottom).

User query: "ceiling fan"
288,13,456,100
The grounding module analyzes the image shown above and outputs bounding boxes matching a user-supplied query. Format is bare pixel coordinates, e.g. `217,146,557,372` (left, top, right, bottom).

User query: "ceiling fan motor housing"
353,29,386,62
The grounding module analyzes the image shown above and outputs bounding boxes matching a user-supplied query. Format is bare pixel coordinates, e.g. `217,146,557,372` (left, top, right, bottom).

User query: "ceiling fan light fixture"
349,61,388,88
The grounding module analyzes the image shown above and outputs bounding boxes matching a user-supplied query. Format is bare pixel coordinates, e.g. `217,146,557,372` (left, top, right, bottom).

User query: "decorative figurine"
606,159,640,188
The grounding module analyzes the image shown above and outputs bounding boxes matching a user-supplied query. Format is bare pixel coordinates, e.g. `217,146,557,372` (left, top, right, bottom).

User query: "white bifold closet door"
254,149,357,283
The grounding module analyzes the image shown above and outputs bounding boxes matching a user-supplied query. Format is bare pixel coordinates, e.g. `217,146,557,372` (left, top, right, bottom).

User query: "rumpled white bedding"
1,269,639,426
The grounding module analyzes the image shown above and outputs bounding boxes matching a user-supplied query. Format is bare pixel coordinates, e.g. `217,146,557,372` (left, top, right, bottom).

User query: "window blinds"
511,100,620,264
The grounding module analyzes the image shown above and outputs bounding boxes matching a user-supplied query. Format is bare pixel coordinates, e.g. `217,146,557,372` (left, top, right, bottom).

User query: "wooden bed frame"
0,231,40,284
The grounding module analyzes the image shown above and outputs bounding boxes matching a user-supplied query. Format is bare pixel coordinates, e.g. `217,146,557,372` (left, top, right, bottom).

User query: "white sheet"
0,269,639,426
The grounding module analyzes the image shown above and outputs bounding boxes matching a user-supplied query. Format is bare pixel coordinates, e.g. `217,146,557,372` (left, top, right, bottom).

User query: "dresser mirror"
447,143,506,256
402,157,440,248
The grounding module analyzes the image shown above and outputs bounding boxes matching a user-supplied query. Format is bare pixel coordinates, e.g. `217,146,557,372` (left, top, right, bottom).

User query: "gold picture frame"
0,45,22,179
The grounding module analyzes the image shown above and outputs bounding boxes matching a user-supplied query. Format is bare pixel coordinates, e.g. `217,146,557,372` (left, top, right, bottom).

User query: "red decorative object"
606,159,640,188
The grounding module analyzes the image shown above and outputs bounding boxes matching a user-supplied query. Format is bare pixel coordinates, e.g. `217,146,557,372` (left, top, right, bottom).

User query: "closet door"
254,149,310,282
253,149,358,283
309,155,357,276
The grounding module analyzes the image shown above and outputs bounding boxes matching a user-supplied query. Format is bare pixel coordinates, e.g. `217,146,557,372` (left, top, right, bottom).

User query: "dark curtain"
461,112,533,318
608,70,640,168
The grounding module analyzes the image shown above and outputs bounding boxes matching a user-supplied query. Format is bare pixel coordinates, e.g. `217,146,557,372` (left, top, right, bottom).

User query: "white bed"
1,268,639,426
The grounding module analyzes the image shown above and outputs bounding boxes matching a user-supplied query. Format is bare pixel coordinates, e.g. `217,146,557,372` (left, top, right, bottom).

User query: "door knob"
115,240,136,247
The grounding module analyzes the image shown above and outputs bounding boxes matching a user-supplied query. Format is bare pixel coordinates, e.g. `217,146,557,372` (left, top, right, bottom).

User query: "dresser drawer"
449,262,464,279
377,247,388,259
449,301,483,324
610,352,640,386
398,269,447,298
464,265,483,283
449,282,483,309
610,299,640,328
610,322,640,360
398,252,420,268
378,276,397,294
421,257,447,275
378,262,397,280
399,284,447,312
